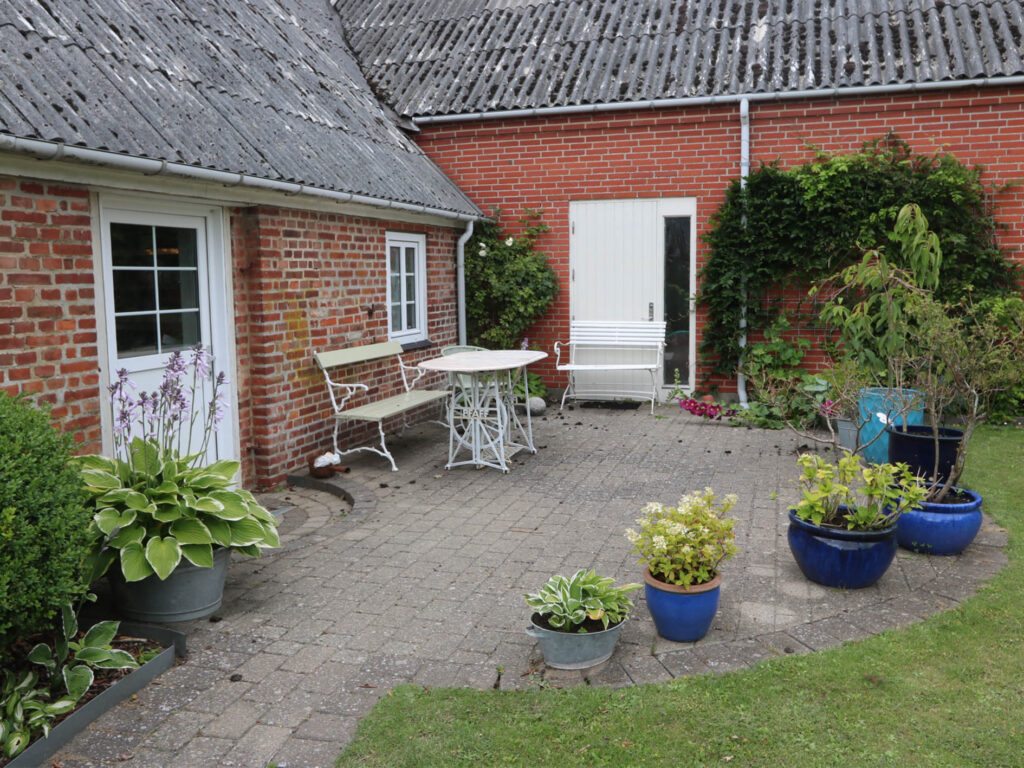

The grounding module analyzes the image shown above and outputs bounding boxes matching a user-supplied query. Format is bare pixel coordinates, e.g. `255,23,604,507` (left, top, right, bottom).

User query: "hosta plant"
626,489,739,588
78,345,278,582
1,598,137,759
794,452,927,531
524,570,640,633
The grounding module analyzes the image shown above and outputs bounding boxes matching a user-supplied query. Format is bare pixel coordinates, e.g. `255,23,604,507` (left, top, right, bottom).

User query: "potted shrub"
77,345,279,622
626,489,738,642
887,294,1024,554
524,570,640,670
788,453,927,588
816,204,942,463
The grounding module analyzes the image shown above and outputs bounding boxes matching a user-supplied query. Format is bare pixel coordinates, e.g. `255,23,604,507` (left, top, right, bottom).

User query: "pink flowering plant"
76,345,278,583
626,489,739,588
677,397,737,421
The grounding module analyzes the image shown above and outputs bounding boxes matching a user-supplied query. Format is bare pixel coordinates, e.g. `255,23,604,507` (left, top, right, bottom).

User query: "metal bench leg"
648,368,658,414
332,419,399,471
559,371,575,410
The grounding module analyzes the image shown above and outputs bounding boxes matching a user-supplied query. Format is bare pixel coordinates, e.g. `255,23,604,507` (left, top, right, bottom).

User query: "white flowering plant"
626,489,739,588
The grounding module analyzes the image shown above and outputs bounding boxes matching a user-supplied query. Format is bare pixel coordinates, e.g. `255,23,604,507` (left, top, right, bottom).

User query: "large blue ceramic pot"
787,509,898,589
898,487,982,556
858,388,924,464
643,569,721,642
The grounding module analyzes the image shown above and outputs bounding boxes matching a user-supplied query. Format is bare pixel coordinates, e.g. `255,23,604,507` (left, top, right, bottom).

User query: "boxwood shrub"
0,393,92,650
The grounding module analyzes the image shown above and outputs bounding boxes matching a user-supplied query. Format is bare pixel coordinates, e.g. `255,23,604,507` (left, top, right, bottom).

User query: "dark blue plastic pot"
787,509,898,589
886,424,963,484
858,387,923,464
898,487,982,556
643,569,720,642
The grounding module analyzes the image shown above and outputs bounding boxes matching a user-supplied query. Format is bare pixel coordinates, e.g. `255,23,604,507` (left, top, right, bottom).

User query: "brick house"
0,0,481,488
4,0,1024,488
336,0,1024,396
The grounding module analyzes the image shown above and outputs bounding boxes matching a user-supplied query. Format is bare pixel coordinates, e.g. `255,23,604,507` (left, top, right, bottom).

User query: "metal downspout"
736,98,751,407
456,220,474,345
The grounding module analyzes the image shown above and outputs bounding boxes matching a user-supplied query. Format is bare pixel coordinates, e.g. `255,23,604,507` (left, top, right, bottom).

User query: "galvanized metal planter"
526,615,625,670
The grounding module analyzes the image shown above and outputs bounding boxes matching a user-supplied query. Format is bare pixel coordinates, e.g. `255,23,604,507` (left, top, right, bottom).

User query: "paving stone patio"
52,405,1008,767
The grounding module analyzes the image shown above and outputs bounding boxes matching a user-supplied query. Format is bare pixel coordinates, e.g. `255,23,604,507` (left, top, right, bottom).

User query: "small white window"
386,232,427,343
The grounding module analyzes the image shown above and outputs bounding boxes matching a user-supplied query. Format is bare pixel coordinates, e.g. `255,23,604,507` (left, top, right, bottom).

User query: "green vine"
464,210,558,350
699,134,1018,376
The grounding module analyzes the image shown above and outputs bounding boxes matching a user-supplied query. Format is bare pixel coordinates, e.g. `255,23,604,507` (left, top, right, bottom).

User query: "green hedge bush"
0,394,92,650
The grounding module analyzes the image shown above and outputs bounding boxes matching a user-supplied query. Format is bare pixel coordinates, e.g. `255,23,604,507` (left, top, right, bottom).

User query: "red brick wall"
0,177,461,488
0,176,101,447
414,86,1024,392
230,206,460,488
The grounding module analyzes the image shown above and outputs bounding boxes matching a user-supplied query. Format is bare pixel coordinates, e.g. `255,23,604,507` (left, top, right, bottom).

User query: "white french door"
569,198,697,398
98,196,235,461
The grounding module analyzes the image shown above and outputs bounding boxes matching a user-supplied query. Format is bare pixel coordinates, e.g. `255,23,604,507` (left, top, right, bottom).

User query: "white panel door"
99,197,236,462
569,198,696,400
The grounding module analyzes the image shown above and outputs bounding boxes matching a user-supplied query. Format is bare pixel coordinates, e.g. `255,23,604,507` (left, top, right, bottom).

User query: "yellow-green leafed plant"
627,489,738,588
78,345,279,583
524,570,640,633
794,452,927,531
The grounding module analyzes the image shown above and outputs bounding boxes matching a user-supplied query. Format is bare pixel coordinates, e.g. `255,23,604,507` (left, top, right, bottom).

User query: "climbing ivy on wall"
699,134,1018,376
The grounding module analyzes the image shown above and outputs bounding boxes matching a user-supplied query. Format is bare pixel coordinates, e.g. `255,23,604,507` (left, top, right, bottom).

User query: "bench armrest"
398,357,432,392
322,376,369,414
553,339,568,367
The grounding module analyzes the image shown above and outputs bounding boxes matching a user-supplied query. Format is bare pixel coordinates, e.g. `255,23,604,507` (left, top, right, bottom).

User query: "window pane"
389,246,401,274
390,274,401,301
664,216,690,385
406,302,416,329
110,224,154,267
405,275,416,303
113,270,156,313
391,302,402,331
156,227,198,268
158,270,199,311
404,247,416,275
115,314,158,358
160,311,200,352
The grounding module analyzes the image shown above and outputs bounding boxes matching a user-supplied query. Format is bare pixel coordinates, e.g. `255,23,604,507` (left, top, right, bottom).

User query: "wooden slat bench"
314,341,448,471
553,321,666,413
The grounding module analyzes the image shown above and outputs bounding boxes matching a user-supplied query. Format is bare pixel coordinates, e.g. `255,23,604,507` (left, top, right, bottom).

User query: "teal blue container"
858,388,923,464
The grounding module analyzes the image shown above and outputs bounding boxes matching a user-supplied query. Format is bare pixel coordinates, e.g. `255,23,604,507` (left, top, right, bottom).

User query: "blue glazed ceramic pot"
643,569,720,643
787,509,898,589
886,424,964,485
898,487,982,556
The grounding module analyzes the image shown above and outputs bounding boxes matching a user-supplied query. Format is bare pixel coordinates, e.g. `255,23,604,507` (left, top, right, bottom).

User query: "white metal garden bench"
554,320,666,413
313,341,448,471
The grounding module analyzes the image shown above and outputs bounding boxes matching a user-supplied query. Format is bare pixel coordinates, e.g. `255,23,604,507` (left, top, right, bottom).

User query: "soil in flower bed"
0,632,165,767
530,613,621,634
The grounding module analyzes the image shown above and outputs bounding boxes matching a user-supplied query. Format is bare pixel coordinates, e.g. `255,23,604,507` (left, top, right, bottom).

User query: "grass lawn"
337,426,1024,767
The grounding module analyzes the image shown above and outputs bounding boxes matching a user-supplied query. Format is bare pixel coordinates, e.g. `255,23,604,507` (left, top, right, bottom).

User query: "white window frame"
386,231,428,343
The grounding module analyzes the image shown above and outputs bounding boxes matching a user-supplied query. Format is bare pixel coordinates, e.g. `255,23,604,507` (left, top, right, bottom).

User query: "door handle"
648,302,654,321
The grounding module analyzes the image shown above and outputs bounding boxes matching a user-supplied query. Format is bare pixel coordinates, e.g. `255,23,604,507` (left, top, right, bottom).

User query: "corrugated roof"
333,0,1024,117
0,0,481,217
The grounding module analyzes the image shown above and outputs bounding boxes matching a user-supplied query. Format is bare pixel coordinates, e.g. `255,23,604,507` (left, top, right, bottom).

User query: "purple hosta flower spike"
520,337,529,350
190,342,211,379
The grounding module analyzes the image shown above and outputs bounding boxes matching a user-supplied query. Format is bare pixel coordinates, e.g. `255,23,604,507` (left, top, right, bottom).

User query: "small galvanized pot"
526,614,625,670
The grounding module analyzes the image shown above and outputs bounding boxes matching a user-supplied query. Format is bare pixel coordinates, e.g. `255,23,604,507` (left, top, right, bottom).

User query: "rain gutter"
410,76,1024,126
0,134,480,223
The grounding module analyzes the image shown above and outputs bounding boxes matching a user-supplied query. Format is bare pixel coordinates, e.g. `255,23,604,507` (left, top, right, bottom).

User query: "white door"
569,198,696,399
98,197,235,462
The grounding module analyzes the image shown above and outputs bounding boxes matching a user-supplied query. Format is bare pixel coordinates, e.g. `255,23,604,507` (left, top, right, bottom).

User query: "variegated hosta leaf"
191,496,225,514
81,620,119,649
203,459,241,481
109,522,146,549
62,665,93,701
204,517,233,547
80,469,121,491
206,491,250,520
90,649,138,670
227,518,267,547
95,507,137,535
169,517,213,544
120,541,156,582
152,503,186,523
181,543,214,568
145,536,183,580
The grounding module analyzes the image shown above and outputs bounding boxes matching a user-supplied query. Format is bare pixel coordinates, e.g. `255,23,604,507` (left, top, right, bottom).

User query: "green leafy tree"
465,211,558,349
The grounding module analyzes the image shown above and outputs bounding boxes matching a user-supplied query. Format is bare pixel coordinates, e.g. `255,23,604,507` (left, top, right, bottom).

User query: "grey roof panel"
333,0,1024,117
0,0,480,217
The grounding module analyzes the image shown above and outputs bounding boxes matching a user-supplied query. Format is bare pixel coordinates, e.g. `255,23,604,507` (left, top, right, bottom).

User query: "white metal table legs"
501,366,538,456
446,371,509,472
